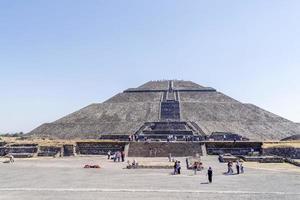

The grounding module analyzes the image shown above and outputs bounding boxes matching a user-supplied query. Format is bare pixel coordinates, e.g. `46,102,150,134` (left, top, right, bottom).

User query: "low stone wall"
263,147,300,159
128,142,204,157
205,142,262,155
0,147,6,156
1,144,39,158
38,146,62,157
77,142,127,155
285,158,300,167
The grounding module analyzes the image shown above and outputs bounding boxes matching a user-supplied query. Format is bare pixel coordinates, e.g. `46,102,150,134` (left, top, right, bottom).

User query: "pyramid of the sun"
29,80,300,140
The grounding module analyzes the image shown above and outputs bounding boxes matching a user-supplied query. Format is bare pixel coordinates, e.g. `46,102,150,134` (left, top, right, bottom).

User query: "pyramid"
29,80,300,140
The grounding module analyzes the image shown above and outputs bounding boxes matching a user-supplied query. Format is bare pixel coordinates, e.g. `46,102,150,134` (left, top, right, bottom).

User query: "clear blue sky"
1,0,300,133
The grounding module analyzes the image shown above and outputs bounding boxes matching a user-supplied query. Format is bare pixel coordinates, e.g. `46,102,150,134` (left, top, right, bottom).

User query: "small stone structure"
209,132,249,141
128,142,204,157
76,142,126,155
206,142,262,155
38,146,62,157
240,155,284,163
63,144,76,156
4,144,38,158
263,147,300,159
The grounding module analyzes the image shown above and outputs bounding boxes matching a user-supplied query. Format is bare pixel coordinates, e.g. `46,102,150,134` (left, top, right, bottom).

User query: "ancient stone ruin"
29,80,300,141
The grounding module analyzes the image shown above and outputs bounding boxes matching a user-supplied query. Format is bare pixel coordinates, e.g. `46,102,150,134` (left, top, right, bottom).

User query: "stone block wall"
77,142,127,155
38,146,62,157
263,147,300,159
2,144,39,158
128,142,204,157
0,147,6,156
205,141,262,155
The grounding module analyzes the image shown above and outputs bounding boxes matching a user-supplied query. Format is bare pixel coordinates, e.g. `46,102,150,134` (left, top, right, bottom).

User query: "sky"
0,0,300,133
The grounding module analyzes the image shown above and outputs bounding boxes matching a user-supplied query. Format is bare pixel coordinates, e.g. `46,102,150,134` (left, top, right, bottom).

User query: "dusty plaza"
0,155,299,200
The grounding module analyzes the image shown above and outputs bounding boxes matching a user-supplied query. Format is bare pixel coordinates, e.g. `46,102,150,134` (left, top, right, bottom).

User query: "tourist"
116,151,121,162
113,152,117,162
236,160,240,174
127,160,131,168
185,157,189,169
207,167,213,183
227,161,233,174
193,162,197,175
132,159,138,168
121,151,125,162
218,155,224,162
177,161,181,174
107,150,111,160
173,161,178,175
240,163,244,173
230,161,234,174
227,161,230,173
7,154,14,163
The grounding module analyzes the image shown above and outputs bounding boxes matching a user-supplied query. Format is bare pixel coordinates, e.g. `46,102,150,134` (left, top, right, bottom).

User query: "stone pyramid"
29,80,300,140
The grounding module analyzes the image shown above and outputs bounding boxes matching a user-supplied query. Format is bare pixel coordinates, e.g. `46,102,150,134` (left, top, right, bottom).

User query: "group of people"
167,135,202,142
167,135,177,142
174,159,213,183
107,150,125,162
192,161,204,175
227,160,244,175
126,159,138,169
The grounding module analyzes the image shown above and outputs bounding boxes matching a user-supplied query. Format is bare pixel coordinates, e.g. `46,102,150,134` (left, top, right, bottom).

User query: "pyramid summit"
29,80,300,140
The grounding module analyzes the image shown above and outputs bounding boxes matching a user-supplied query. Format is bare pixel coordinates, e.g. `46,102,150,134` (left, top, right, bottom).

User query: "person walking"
227,161,233,174
107,150,111,160
117,151,121,162
121,151,125,162
113,152,117,162
173,161,178,175
236,160,240,174
185,157,189,169
207,167,213,183
177,161,181,174
240,163,244,174
193,162,197,175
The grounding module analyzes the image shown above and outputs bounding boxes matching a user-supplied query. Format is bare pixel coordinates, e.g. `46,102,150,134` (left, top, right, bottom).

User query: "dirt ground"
0,155,299,200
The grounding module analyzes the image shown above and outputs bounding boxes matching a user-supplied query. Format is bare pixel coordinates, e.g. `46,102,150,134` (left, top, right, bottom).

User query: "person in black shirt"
207,167,213,183
236,161,240,174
